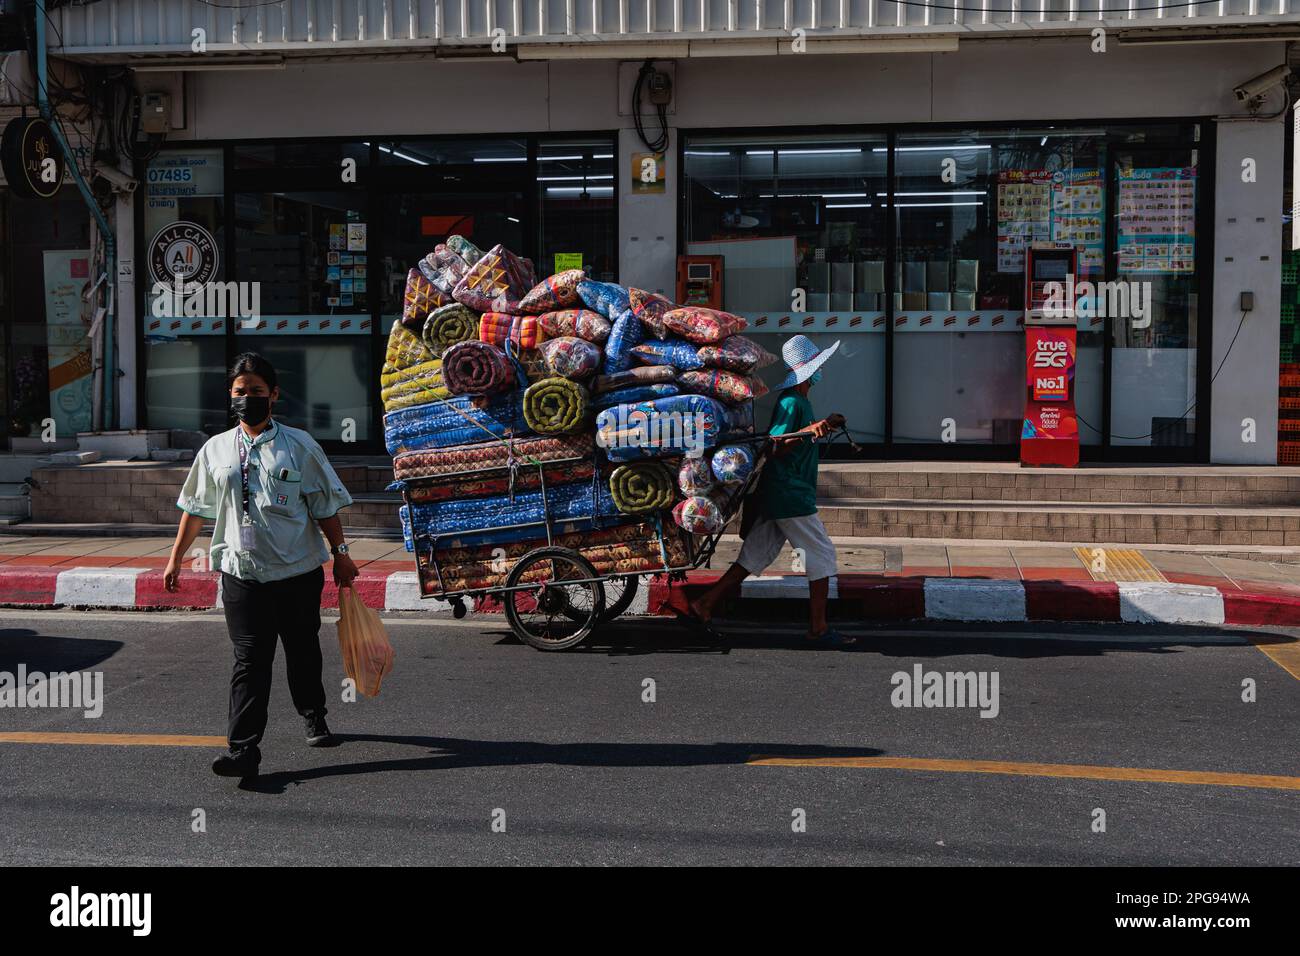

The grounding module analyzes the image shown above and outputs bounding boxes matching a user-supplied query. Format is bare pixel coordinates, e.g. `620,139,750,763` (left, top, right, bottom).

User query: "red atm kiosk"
1021,243,1080,468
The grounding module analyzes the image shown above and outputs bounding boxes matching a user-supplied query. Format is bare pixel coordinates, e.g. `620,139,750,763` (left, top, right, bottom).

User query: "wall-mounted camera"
1233,64,1291,103
92,162,138,195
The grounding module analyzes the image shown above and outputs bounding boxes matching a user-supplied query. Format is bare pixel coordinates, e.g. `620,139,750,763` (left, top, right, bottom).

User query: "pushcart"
405,435,772,651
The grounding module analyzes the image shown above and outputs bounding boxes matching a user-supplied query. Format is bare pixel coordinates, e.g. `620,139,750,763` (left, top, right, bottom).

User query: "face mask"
809,369,823,386
231,395,272,425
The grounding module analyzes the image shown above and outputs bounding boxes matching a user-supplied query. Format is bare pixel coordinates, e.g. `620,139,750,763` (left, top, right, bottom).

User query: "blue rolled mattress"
594,394,728,462
383,392,530,456
400,477,623,551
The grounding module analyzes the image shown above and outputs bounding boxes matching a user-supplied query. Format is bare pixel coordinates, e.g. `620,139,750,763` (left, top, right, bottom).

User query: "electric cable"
633,61,670,154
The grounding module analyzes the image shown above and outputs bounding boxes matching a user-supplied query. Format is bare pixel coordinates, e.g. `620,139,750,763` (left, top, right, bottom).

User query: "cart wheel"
504,547,605,651
565,574,639,624
450,598,467,619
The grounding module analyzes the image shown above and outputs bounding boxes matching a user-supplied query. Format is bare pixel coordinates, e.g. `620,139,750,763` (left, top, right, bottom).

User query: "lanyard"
237,431,252,521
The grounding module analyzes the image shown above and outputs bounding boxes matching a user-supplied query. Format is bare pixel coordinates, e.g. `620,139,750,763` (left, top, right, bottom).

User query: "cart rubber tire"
563,574,639,623
503,546,605,651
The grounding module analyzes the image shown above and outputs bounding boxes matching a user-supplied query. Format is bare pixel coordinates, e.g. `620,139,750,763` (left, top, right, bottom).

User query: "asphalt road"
1,609,1297,866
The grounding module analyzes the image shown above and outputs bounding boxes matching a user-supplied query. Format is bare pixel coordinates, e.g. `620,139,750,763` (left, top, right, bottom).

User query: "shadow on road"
0,628,124,672
241,737,884,794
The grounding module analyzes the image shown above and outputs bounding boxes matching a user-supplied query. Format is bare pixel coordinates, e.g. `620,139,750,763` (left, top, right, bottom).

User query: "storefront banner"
42,250,94,436
145,149,223,216
144,314,372,340
894,311,1026,332
1117,167,1196,273
747,312,886,333
1021,326,1079,467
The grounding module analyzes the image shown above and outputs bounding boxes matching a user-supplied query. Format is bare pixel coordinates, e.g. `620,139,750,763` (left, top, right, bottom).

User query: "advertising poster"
1021,326,1079,467
998,169,1104,274
42,250,94,437
1117,167,1196,273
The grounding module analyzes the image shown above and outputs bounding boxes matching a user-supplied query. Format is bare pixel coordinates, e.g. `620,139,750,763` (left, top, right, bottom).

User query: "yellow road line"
0,732,226,748
1073,547,1166,583
747,755,1300,791
1247,636,1300,683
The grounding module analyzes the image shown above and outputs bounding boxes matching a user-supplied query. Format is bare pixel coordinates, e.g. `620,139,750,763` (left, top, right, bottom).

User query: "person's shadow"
240,735,883,794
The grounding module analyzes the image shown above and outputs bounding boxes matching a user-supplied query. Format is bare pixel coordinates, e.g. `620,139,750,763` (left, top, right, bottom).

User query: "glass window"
234,141,370,170
376,138,526,166
233,336,372,442
538,138,617,280
684,133,889,443
142,149,229,437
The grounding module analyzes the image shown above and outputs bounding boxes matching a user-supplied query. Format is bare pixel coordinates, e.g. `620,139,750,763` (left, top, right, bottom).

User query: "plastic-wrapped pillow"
630,338,703,371
696,335,779,374
539,336,601,380
710,443,756,484
480,312,544,350
577,279,632,321
602,308,646,375
672,495,726,535
592,383,680,410
445,235,484,266
628,288,676,340
538,308,611,345
418,244,471,298
678,456,717,496
678,369,769,406
518,269,585,313
662,306,748,345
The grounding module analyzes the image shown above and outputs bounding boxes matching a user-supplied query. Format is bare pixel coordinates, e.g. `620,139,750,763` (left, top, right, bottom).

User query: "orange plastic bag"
337,587,394,697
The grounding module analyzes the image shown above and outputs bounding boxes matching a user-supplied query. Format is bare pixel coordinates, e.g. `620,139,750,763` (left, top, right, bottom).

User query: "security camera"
1233,65,1290,103
92,163,138,194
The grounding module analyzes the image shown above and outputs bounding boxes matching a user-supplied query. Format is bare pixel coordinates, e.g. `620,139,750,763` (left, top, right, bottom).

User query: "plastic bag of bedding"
594,394,727,462
418,244,471,297
383,392,530,457
538,337,601,380
630,338,703,372
696,335,779,374
678,456,717,496
577,279,631,321
710,443,757,485
677,369,769,405
662,306,748,345
453,244,536,314
538,308,611,345
518,269,585,313
592,383,679,410
601,309,646,375
628,288,676,339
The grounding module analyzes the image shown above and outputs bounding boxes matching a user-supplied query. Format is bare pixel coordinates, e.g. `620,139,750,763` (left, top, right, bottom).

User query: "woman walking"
164,353,358,779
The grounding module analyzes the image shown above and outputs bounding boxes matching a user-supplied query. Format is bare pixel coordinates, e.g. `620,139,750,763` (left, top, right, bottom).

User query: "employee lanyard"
237,432,253,522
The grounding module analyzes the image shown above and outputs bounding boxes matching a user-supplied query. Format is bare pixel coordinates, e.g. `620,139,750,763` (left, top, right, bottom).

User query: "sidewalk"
2,530,1299,626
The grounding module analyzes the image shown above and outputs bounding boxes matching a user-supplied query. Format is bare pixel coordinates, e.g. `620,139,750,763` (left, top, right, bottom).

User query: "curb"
1,565,1297,627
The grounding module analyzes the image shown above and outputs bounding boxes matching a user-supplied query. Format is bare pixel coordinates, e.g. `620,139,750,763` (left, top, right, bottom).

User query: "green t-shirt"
759,389,818,519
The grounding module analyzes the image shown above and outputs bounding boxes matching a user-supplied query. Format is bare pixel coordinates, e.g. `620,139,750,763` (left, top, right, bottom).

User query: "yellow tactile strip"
1073,547,1167,583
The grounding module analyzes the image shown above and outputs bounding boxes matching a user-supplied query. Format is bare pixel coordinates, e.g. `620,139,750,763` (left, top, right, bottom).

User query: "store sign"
1,117,65,199
148,221,220,286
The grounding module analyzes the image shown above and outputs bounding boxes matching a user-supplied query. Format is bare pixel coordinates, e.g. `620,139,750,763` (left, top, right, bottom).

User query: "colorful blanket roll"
518,269,585,313
595,394,727,463
538,309,611,345
383,392,529,457
678,456,717,496
629,287,675,340
592,364,676,394
630,338,703,371
523,376,589,435
386,319,436,372
417,522,689,593
381,360,449,412
539,337,601,380
662,306,748,344
453,243,535,314
592,384,679,410
577,279,631,321
400,479,619,551
603,309,646,375
696,335,779,374
422,303,479,357
402,460,600,504
402,268,450,329
392,433,594,481
710,443,757,484
480,311,543,350
678,368,769,405
441,340,515,396
609,461,676,515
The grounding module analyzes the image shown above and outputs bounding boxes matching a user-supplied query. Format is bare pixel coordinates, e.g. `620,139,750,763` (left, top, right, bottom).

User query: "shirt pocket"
263,471,302,515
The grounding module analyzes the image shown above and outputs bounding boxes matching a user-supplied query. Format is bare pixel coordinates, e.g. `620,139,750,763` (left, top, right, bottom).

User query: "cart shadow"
240,736,884,793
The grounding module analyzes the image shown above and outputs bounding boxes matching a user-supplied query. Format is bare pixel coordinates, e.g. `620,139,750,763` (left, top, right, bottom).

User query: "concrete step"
817,463,1300,507
0,494,32,518
339,492,403,530
0,455,51,484
817,497,1300,546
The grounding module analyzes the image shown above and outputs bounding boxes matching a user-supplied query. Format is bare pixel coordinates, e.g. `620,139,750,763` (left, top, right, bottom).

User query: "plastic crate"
1278,418,1300,432
1280,442,1300,465
1283,303,1296,323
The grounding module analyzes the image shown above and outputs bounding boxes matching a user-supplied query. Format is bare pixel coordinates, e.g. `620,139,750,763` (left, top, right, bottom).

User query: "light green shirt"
177,421,354,582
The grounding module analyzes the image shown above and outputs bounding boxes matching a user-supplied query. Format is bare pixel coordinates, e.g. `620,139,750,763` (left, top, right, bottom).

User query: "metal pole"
36,0,116,431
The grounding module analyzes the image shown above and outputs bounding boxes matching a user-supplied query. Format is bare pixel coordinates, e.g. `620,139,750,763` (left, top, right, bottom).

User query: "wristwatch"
331,543,350,556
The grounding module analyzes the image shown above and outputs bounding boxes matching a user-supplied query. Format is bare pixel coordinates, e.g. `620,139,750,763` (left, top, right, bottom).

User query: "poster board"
1117,166,1196,273
42,250,94,437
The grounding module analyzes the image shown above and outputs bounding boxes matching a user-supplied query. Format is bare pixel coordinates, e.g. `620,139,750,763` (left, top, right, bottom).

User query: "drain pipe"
36,0,116,431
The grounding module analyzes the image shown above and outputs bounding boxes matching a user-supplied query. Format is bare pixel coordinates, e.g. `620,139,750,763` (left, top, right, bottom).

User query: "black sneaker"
304,711,335,747
212,746,260,778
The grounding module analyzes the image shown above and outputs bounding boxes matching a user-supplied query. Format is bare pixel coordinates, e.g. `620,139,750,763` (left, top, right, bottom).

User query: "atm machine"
1020,243,1080,468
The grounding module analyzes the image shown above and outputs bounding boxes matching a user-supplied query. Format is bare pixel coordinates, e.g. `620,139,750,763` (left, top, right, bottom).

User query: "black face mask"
231,395,272,425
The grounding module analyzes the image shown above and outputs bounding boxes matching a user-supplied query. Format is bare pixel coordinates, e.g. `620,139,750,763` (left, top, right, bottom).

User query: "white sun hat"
775,334,841,391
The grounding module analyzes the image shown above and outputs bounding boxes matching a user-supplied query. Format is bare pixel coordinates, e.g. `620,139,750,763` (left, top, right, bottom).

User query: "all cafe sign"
0,116,66,199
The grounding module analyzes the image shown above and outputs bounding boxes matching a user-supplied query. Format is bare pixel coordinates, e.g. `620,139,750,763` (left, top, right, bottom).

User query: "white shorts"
736,512,838,582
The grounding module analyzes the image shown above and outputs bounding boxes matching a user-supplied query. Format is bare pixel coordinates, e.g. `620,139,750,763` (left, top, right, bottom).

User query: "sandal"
804,628,857,649
672,609,725,643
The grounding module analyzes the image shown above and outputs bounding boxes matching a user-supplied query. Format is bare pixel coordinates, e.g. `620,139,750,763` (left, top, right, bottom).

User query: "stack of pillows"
381,237,778,587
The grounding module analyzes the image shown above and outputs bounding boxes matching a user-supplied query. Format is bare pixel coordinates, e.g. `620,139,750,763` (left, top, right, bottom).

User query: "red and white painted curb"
1,566,1296,627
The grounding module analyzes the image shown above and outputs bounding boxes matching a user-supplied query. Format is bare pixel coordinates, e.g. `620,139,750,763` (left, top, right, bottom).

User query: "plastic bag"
337,587,394,697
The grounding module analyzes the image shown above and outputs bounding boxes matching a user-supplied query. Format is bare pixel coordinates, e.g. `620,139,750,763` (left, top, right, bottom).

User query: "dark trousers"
221,566,327,752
